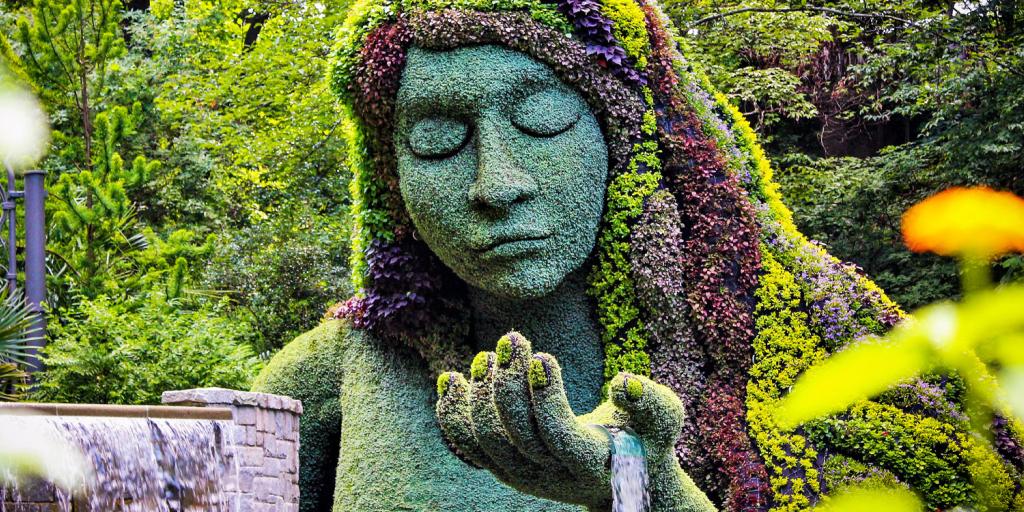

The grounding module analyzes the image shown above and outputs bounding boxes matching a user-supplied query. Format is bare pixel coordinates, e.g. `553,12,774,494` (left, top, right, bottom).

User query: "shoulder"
251,319,351,400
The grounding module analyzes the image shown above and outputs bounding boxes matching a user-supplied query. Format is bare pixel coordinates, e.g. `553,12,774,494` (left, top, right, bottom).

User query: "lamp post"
23,169,47,371
0,162,47,373
0,86,51,374
0,84,50,376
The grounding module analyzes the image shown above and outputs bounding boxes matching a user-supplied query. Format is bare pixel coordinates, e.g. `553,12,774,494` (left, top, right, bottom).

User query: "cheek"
397,152,475,235
520,119,608,225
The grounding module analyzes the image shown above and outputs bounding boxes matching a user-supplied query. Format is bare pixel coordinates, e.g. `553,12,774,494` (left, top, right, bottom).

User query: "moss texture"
251,0,1024,508
258,320,579,511
437,335,715,511
394,45,609,301
334,325,580,511
251,320,346,512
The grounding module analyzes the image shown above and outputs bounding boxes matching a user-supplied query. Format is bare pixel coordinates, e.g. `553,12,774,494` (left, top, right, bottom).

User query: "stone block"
256,410,275,433
234,406,257,426
264,438,291,459
253,477,281,502
262,456,282,477
234,425,259,446
284,447,298,474
283,423,299,441
235,493,254,512
161,388,303,415
238,446,265,467
237,468,256,493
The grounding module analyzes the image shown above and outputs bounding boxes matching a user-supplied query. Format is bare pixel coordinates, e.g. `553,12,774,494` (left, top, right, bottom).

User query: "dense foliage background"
669,0,1024,308
0,0,1021,403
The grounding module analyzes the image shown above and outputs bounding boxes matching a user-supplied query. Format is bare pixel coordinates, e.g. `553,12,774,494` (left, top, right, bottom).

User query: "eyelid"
407,117,471,159
510,88,582,138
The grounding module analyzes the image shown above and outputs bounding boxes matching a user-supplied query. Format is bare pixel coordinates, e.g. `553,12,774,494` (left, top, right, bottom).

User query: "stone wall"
161,388,303,512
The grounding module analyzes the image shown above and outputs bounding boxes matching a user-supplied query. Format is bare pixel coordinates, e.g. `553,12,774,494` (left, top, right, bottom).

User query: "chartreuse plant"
812,486,922,512
776,187,1024,511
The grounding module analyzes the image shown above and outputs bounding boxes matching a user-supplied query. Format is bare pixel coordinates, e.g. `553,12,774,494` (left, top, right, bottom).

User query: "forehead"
397,45,565,110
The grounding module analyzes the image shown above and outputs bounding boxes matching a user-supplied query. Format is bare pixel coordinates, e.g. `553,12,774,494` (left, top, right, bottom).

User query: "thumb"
609,373,685,452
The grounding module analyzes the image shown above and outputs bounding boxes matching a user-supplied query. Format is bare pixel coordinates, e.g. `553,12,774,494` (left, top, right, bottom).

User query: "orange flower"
902,187,1024,258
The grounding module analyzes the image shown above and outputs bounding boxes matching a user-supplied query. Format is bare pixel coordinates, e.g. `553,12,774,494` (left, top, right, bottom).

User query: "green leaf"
815,485,922,512
775,328,933,429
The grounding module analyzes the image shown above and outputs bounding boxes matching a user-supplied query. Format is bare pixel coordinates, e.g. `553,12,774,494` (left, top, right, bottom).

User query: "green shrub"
201,211,350,353
35,295,263,405
774,152,960,309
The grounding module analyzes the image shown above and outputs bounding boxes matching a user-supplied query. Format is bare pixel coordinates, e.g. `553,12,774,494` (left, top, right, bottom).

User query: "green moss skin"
255,44,714,511
394,45,609,301
256,320,579,511
251,320,346,512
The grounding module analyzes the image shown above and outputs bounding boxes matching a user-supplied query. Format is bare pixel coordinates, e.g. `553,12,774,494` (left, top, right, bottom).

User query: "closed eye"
510,89,582,138
407,117,471,159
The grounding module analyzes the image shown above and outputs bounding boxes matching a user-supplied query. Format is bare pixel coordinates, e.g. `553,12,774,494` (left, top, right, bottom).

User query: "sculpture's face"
394,45,608,299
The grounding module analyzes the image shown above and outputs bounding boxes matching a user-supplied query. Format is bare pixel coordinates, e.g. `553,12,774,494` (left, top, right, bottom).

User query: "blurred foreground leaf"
1000,367,1024,420
814,486,922,512
776,285,1024,430
0,413,90,489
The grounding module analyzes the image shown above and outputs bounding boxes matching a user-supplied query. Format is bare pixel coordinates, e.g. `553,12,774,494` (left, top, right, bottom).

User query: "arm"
252,320,347,512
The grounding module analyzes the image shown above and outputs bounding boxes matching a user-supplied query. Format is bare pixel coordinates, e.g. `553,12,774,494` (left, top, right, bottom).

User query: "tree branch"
689,6,921,28
687,6,1024,78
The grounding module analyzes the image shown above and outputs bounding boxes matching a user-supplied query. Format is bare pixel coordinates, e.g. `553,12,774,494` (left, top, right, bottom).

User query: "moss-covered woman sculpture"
252,0,1024,509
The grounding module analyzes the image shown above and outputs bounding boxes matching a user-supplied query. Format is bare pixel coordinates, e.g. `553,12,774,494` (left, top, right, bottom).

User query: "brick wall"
161,388,303,512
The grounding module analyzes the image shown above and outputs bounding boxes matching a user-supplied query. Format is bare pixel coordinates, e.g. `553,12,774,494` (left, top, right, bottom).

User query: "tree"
1,0,210,309
128,0,354,349
664,0,1024,307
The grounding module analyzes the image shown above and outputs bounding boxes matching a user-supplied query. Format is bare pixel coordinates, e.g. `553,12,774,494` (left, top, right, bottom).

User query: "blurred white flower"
0,87,50,171
0,413,90,490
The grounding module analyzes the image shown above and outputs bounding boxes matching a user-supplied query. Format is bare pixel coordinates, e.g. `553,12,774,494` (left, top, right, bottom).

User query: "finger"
468,351,550,482
492,332,559,465
609,372,685,451
528,353,610,483
436,371,492,470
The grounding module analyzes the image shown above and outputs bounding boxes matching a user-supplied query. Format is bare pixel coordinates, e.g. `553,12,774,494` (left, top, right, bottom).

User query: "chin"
464,259,580,301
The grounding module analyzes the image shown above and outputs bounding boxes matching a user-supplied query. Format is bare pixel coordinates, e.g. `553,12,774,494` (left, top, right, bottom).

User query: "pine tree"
3,0,208,305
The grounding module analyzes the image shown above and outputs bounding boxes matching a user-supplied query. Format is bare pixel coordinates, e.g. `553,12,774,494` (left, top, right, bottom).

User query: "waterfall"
1,415,237,512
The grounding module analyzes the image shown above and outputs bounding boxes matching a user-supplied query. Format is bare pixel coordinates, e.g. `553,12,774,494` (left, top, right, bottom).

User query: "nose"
468,115,539,213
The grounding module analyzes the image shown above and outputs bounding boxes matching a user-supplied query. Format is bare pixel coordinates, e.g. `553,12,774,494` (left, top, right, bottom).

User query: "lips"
475,233,551,257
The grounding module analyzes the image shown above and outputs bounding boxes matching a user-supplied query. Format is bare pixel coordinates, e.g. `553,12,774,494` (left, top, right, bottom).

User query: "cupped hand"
435,332,714,512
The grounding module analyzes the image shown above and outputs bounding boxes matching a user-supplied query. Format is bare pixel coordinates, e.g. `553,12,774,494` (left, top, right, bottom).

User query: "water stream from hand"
607,427,650,512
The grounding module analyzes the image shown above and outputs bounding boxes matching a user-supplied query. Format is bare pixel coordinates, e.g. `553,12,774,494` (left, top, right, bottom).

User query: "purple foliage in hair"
633,190,714,484
878,380,968,425
356,238,451,333
547,0,647,86
798,255,901,350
